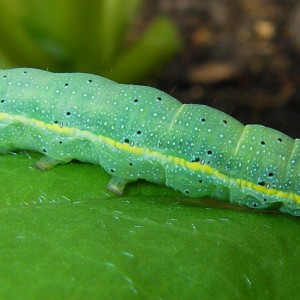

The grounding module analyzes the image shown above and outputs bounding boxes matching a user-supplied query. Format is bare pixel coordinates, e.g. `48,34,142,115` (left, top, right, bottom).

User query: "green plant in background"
0,0,181,82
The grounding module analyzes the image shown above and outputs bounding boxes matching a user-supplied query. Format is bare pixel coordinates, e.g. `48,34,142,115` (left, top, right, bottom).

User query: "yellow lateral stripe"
1,112,300,204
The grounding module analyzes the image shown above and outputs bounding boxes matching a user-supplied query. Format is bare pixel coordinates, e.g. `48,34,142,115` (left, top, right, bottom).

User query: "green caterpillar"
0,68,299,216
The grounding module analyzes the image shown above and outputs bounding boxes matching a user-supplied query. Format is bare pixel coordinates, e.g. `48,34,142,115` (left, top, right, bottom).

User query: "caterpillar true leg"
36,156,71,170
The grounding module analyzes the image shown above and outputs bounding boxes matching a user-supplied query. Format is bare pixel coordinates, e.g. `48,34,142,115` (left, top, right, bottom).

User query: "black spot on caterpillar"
0,68,299,216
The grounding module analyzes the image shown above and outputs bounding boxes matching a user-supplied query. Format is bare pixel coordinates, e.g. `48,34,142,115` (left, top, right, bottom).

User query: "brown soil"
141,0,300,138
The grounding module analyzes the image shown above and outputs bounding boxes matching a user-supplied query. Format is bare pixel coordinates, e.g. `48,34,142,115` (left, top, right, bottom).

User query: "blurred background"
1,0,300,138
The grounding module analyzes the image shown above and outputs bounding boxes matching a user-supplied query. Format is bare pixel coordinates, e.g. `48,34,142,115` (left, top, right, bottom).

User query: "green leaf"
0,152,299,299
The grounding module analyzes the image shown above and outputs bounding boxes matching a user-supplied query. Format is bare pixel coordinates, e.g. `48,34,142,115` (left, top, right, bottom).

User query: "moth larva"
0,68,299,216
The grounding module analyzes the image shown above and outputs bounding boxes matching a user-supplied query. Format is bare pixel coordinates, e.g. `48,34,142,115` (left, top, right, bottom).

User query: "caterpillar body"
0,68,299,216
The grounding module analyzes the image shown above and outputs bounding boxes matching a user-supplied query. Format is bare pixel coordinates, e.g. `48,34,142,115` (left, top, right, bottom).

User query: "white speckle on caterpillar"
0,67,300,216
